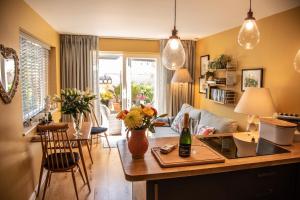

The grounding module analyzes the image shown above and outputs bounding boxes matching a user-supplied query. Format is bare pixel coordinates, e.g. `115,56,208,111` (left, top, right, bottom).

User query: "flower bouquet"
53,88,96,136
116,105,167,159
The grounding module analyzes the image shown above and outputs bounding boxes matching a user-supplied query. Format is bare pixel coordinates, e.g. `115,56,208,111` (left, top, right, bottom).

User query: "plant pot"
127,129,149,159
71,113,83,137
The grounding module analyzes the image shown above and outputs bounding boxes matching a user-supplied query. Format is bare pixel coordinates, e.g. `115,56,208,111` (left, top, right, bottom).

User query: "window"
20,33,49,120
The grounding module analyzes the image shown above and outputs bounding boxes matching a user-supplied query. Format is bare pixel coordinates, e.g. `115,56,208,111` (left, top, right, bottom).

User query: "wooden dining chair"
36,123,85,200
89,105,111,149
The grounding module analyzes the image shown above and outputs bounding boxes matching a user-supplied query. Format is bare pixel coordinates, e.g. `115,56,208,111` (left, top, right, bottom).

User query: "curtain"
60,35,100,121
160,40,196,116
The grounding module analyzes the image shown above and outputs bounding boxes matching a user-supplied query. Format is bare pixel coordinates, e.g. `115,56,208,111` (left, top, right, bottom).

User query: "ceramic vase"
127,129,148,159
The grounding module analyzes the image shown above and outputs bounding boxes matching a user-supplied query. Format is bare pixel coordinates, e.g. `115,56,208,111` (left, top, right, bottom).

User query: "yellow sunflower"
124,110,143,129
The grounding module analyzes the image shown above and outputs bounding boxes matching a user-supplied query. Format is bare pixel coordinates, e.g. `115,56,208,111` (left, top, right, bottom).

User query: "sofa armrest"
155,116,175,127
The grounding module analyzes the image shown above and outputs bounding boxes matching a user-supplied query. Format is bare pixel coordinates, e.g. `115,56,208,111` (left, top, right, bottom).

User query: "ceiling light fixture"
238,0,260,50
162,0,185,70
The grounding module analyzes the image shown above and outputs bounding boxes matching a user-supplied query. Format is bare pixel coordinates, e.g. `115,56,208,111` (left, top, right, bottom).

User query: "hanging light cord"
249,0,252,12
174,0,177,29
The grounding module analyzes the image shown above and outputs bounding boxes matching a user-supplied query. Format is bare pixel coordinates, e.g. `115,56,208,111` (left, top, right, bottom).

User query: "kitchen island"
117,135,300,200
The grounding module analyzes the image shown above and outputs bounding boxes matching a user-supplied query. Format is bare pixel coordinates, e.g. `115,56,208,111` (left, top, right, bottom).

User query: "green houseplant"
54,88,96,136
208,54,232,70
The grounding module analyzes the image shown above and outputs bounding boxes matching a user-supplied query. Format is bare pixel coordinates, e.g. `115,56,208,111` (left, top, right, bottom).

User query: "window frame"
19,32,50,121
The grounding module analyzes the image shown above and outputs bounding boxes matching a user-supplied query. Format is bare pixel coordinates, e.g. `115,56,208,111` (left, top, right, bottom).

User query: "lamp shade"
234,88,276,117
171,68,193,83
162,38,186,70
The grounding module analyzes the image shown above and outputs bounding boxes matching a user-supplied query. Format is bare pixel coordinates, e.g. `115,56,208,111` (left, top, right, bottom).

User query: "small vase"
127,129,149,159
71,113,83,137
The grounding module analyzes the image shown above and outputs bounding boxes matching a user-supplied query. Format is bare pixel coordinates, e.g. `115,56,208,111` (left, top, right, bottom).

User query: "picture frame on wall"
199,77,207,94
200,55,210,78
241,68,264,91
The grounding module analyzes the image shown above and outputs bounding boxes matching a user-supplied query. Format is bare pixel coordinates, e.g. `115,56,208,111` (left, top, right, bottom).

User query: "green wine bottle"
179,113,191,157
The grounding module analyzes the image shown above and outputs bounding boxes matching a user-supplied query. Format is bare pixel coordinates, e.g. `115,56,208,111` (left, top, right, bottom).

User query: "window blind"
20,33,49,120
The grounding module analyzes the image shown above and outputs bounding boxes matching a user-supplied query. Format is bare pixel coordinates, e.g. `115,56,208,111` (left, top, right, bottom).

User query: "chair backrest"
100,104,110,128
38,123,75,170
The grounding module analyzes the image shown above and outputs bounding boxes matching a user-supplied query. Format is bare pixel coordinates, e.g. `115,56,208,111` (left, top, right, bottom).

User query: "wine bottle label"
179,144,191,157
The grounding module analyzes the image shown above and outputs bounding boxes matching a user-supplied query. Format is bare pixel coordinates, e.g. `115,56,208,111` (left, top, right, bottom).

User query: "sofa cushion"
171,104,202,133
199,110,238,133
152,127,179,138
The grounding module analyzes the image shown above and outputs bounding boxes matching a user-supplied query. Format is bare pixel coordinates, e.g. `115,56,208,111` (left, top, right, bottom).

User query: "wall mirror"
0,44,19,104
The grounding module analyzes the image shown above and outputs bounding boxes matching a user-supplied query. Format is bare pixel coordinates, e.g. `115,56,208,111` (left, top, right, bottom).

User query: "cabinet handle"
257,171,276,178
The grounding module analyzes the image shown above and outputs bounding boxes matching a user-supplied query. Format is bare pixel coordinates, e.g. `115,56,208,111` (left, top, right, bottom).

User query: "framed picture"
199,78,207,94
241,68,264,91
200,55,210,78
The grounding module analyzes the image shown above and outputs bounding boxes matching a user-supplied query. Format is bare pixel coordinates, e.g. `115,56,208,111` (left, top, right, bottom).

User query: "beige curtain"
160,40,196,116
60,35,100,121
60,34,99,90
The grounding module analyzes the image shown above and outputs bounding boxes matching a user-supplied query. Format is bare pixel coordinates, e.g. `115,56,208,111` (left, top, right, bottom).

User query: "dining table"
67,121,92,192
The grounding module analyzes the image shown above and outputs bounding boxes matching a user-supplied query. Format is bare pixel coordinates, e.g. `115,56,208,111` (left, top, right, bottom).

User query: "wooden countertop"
117,134,300,182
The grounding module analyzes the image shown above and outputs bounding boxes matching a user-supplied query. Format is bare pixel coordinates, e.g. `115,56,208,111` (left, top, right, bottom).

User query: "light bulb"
245,20,254,30
162,38,185,70
170,39,179,50
294,49,300,73
238,19,260,50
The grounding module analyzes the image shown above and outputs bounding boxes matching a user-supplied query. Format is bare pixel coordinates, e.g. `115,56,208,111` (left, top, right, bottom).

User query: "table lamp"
171,67,193,107
234,87,276,131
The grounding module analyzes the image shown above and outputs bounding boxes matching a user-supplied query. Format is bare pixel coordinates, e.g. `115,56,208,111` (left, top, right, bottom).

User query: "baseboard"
28,171,47,200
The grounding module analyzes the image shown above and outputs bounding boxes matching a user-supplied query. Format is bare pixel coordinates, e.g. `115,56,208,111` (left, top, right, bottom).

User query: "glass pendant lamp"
294,49,300,73
238,0,260,50
162,0,185,70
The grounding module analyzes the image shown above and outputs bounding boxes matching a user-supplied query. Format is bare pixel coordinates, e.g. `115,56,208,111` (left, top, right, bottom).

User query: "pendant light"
238,0,260,50
162,0,185,70
294,49,300,73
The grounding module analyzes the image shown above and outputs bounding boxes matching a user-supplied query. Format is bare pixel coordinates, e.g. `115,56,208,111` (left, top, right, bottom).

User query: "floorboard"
36,141,132,200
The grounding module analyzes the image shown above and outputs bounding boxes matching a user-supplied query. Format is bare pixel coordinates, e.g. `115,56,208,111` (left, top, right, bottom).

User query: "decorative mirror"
0,44,19,104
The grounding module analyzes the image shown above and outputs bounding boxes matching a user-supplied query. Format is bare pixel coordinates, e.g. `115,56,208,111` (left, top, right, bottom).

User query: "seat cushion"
91,127,108,134
199,110,238,133
44,152,79,170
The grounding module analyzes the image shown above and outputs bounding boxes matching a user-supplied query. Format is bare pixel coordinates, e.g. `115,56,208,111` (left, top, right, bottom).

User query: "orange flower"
116,110,128,120
142,107,155,117
151,107,157,116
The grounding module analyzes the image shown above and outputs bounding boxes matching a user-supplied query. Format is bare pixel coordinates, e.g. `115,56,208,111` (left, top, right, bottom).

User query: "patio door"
125,57,158,109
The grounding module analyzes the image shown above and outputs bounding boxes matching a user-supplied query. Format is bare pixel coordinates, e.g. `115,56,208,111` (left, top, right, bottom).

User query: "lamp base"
246,115,259,132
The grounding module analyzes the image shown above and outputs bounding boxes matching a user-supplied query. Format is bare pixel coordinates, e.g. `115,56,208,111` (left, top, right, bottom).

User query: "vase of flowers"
117,105,167,159
54,88,96,136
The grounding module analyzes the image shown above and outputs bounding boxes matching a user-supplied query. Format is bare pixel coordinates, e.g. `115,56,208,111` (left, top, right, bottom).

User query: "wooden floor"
36,140,133,200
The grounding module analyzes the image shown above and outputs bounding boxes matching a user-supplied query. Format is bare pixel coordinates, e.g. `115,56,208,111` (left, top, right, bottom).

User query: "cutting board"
151,144,225,168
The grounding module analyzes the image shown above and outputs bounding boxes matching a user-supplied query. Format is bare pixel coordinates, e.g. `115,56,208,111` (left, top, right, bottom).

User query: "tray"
151,144,225,168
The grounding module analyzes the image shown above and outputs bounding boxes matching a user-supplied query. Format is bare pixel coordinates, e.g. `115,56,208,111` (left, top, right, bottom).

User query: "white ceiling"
25,0,300,40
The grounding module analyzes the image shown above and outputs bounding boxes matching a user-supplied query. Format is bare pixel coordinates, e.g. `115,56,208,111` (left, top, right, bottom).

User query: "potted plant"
208,54,232,70
53,88,96,136
116,105,167,159
100,89,114,107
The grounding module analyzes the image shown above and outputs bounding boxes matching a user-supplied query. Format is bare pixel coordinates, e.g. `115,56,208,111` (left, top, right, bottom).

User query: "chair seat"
44,152,80,170
91,127,107,135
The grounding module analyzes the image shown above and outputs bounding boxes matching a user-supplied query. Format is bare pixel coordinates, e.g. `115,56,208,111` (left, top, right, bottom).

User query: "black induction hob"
199,136,290,159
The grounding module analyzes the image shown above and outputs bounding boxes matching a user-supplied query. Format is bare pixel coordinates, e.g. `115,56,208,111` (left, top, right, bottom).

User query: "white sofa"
153,104,238,138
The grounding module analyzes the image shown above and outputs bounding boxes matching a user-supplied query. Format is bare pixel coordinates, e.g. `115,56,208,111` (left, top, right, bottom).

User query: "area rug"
102,135,125,148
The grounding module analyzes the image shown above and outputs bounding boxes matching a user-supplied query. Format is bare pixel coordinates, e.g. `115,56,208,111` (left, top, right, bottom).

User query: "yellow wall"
195,7,300,130
99,38,160,53
0,0,60,199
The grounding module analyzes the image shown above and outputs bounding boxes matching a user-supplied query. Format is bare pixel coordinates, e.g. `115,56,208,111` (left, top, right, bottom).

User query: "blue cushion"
91,127,107,134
